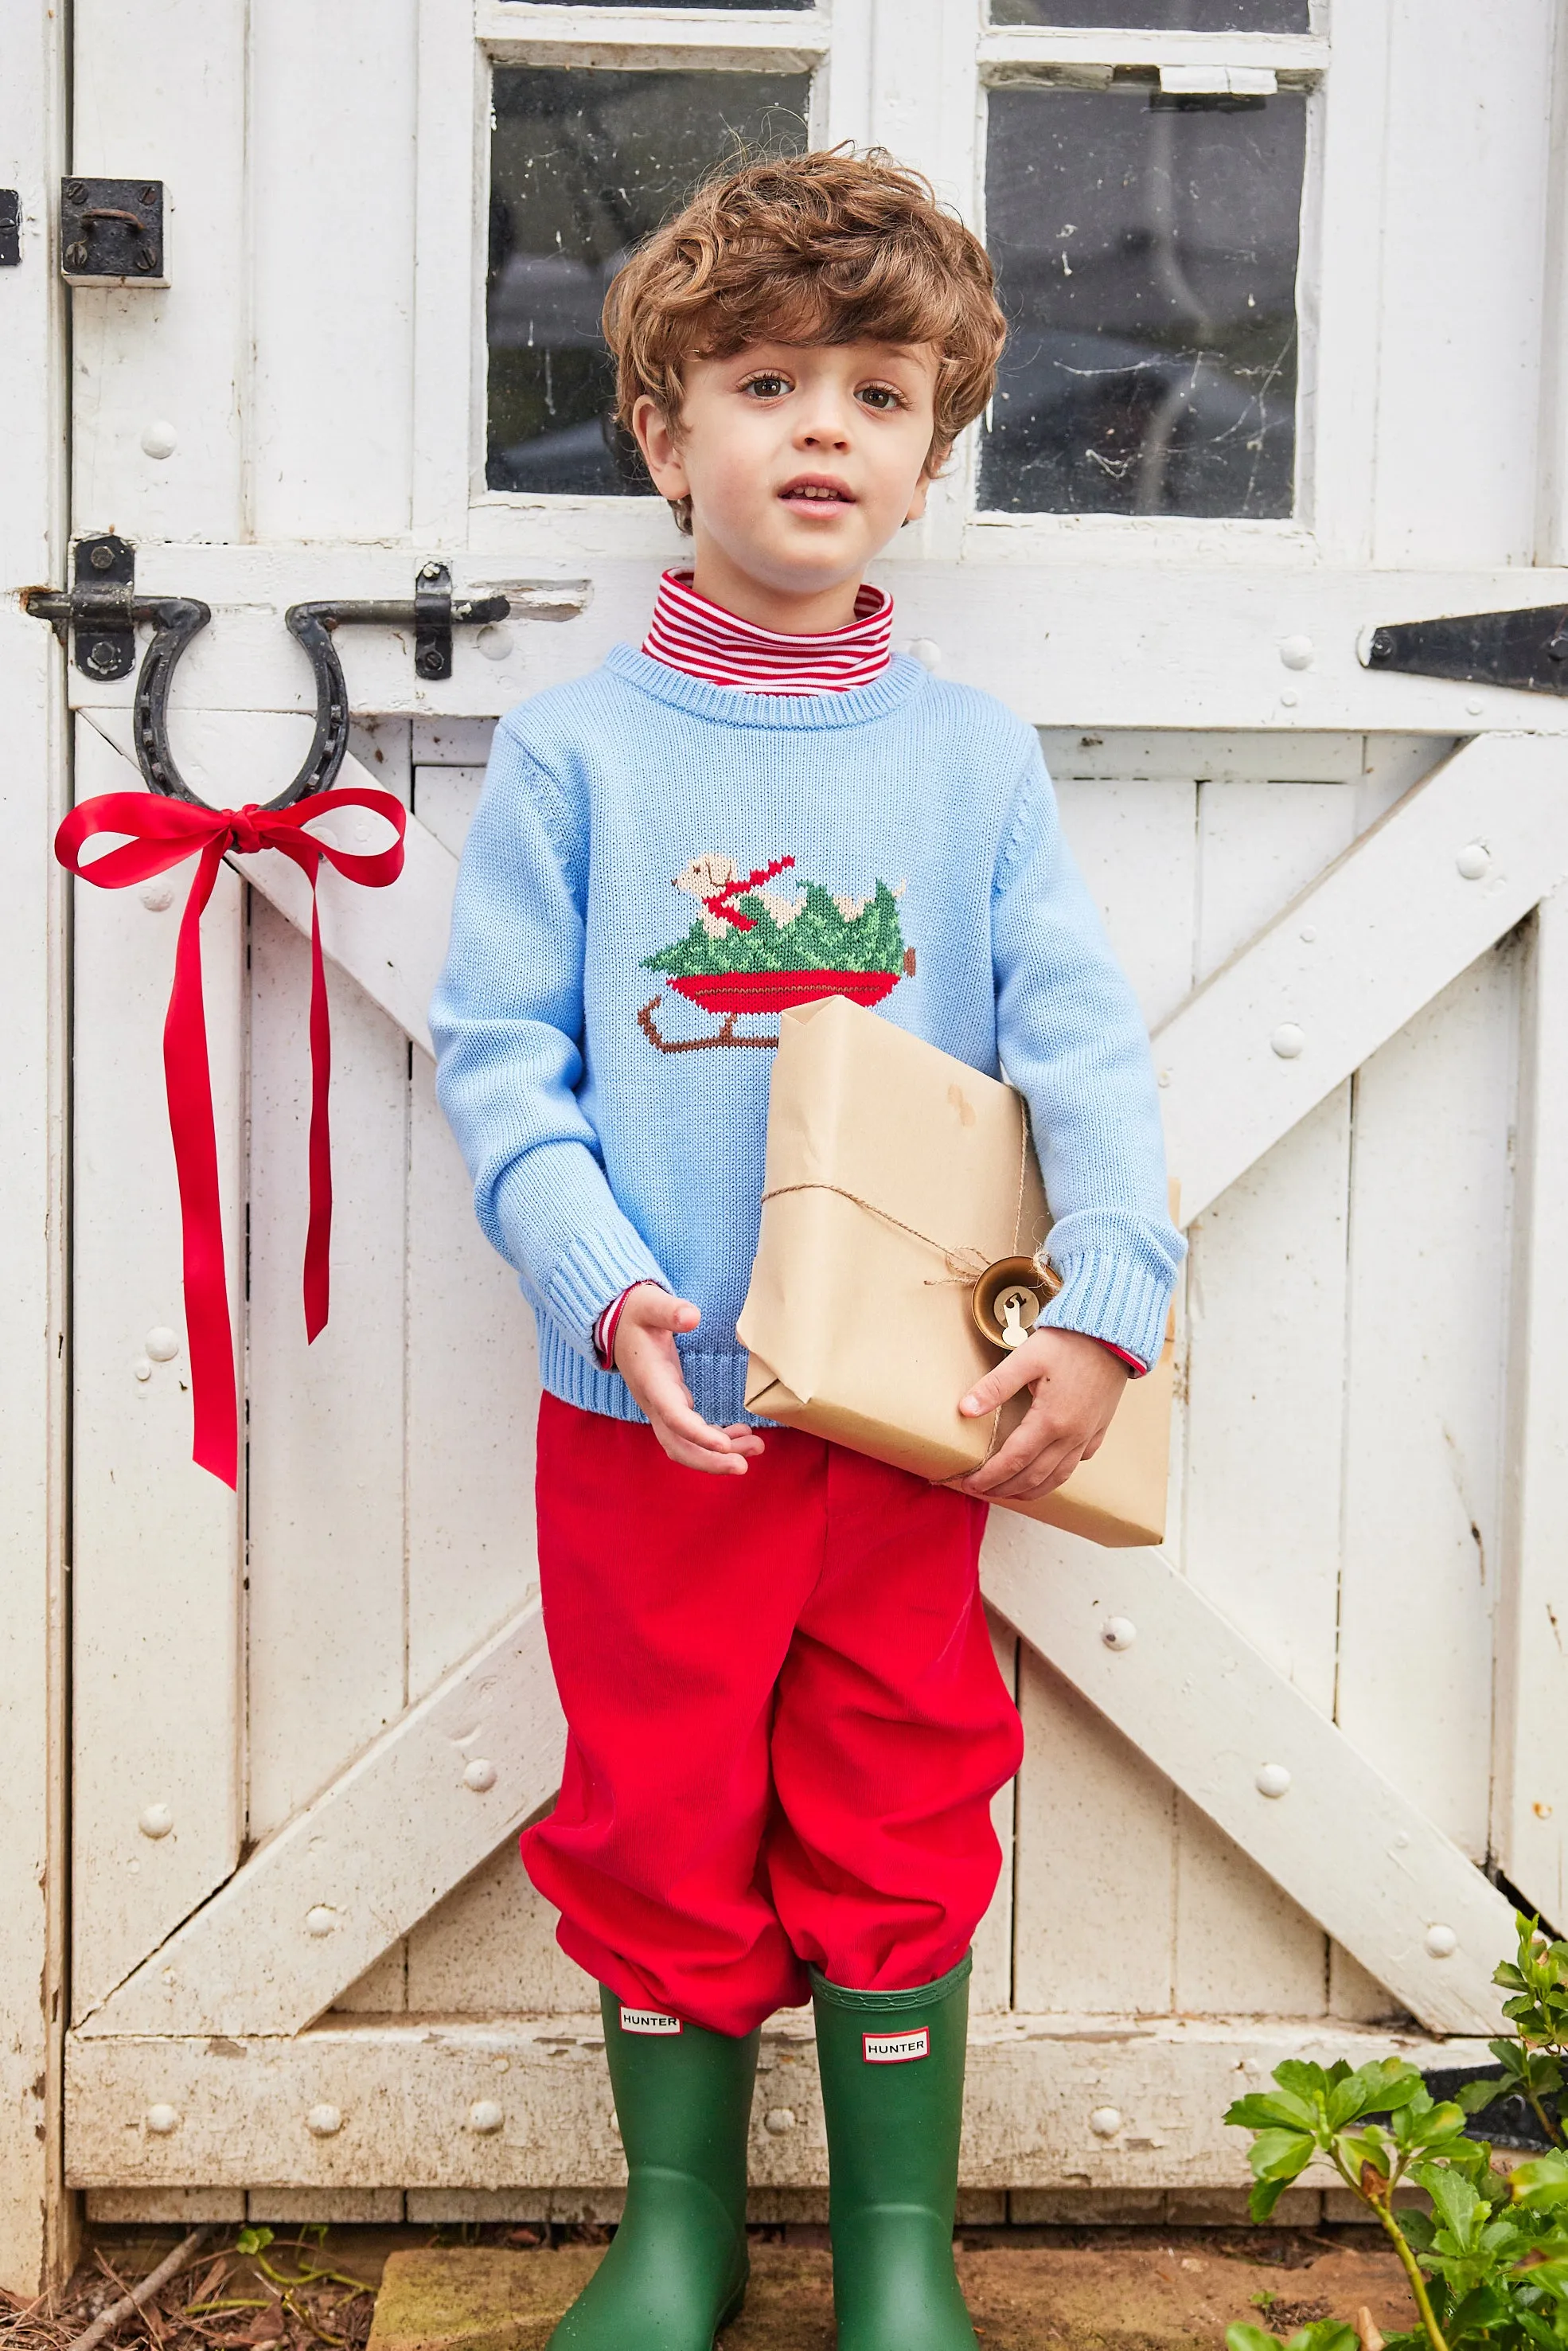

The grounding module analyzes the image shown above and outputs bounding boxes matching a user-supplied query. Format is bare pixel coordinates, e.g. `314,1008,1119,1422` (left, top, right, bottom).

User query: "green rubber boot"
811,1953,978,2351
547,1988,757,2351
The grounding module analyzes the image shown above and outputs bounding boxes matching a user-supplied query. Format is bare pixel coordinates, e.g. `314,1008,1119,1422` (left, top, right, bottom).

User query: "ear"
632,393,689,502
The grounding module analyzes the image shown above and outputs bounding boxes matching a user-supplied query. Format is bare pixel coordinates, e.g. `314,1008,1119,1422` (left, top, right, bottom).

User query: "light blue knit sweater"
431,644,1184,1427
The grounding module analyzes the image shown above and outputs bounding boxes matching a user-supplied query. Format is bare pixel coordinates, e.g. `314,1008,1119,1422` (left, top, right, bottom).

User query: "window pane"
980,87,1305,517
992,1,1306,26
487,69,809,494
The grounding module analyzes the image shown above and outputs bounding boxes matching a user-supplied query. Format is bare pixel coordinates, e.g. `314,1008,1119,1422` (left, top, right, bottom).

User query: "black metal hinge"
0,191,20,268
1364,604,1568,697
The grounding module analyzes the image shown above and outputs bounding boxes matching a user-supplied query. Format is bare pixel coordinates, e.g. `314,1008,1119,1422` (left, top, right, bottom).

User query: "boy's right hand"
612,1284,766,1476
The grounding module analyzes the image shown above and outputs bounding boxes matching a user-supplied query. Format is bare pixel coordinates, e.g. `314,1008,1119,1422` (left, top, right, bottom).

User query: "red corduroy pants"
521,1393,1024,2038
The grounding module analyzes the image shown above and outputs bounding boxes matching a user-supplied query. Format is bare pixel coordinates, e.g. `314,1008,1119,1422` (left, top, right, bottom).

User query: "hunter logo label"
638,851,915,1054
620,2005,682,2035
863,2027,930,2064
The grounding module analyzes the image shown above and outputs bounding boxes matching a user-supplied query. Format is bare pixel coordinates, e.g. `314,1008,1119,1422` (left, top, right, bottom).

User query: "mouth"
778,475,856,510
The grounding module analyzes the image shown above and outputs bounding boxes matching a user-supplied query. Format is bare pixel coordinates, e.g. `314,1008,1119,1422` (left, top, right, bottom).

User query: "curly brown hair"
602,146,1007,533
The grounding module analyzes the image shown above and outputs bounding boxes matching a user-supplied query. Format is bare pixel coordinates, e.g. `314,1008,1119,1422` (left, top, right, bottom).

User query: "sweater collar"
642,567,894,693
603,640,926,731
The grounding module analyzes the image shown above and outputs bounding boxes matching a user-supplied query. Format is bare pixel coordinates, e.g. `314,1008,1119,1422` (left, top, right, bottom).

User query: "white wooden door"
37,0,1568,2244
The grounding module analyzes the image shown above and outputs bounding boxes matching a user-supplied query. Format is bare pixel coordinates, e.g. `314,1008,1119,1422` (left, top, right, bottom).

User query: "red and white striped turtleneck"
642,567,894,693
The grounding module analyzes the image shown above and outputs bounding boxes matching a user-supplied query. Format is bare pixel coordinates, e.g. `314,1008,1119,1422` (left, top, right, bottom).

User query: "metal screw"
1255,1763,1292,1798
1102,1617,1137,1652
140,185,158,205
468,2100,504,2134
1270,1022,1305,1060
763,2108,797,2135
417,648,444,678
1425,1924,1458,1960
306,2103,343,2137
66,181,87,203
419,561,443,581
138,1802,174,1837
64,240,88,269
304,1905,337,1938
146,2103,181,2135
1369,629,1394,662
462,1758,497,1793
135,248,155,273
88,541,116,571
1089,2107,1122,2138
86,639,119,674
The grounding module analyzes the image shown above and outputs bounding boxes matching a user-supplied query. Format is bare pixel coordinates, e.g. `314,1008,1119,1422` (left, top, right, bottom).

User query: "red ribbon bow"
55,786,408,1489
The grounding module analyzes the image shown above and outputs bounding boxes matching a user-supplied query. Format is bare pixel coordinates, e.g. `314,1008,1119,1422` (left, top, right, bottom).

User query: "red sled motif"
639,852,914,1054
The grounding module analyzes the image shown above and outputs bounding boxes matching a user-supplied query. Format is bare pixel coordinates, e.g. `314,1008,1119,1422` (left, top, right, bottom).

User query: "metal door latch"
27,534,144,678
60,178,166,283
1363,604,1568,697
26,544,513,810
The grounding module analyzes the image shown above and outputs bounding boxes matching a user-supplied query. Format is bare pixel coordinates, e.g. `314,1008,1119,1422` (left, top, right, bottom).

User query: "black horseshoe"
130,576,509,809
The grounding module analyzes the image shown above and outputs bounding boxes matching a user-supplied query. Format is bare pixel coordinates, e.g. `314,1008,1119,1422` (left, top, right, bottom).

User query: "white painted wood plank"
1172,1797,1328,2018
971,1615,1018,2015
251,0,419,541
1013,1650,1176,2015
1372,0,1555,566
70,0,248,540
1305,0,1388,563
413,765,486,860
1157,733,1568,1223
1338,951,1519,1864
412,0,481,539
63,2012,1490,2195
78,1603,565,2038
405,1839,595,2018
68,719,245,2021
1496,888,1568,1927
981,1514,1515,2034
245,896,410,1839
1053,780,1196,1030
62,546,1568,733
0,0,69,2290
1182,1089,1349,1709
405,1053,540,1700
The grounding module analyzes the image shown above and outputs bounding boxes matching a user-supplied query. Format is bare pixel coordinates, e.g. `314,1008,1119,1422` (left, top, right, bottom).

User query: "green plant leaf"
1249,2129,1317,2183
1457,2077,1508,2115
235,2226,274,2255
1515,2157,1568,2212
1288,2324,1359,2351
1227,2091,1322,2134
1248,2175,1293,2224
1227,2326,1286,2351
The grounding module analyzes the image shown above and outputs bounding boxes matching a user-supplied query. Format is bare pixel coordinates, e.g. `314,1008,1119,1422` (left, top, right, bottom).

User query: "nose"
794,388,854,451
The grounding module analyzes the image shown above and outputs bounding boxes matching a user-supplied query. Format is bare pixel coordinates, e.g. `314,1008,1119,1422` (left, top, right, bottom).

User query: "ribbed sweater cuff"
1039,1251,1172,1377
546,1226,670,1356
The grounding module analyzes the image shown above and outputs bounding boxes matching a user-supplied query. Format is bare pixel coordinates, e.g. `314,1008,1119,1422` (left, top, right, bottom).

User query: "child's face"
633,339,941,605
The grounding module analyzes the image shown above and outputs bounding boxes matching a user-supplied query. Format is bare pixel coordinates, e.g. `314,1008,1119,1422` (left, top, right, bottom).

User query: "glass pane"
980,87,1305,517
992,1,1306,26
488,70,809,493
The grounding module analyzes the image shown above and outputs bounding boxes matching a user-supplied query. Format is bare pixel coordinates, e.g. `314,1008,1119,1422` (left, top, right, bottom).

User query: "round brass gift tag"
972,1256,1062,1351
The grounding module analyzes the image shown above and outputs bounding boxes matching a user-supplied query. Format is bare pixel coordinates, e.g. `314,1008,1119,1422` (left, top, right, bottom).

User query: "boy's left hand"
954,1326,1131,1502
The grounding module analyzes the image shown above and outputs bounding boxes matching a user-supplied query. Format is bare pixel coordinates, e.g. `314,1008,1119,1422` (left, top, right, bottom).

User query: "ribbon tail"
163,836,239,1488
302,875,333,1343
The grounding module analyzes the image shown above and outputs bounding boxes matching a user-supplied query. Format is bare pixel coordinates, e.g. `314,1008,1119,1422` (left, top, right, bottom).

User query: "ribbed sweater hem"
539,1326,759,1429
603,640,925,731
1040,1251,1172,1375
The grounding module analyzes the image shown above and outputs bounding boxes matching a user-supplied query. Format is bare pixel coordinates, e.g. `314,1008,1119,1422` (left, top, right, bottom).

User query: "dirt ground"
1,2224,1417,2351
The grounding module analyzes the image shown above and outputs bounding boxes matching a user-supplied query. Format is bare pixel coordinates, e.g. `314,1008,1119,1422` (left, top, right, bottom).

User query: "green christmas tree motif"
644,872,907,982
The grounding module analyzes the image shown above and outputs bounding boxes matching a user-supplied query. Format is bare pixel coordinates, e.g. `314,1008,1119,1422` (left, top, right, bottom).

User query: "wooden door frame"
0,0,76,2299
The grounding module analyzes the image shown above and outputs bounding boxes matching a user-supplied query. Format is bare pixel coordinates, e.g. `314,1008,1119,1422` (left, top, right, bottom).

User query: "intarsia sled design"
637,851,917,1053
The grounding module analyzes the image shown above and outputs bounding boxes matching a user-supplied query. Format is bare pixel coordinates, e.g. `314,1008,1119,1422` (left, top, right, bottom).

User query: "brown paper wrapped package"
736,995,1175,1548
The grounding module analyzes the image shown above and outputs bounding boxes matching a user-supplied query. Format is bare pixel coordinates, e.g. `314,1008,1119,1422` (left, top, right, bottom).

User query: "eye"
856,384,906,413
739,371,792,400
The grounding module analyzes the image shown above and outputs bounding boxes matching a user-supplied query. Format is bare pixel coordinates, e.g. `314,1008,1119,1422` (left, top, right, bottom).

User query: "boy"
432,149,1183,2351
